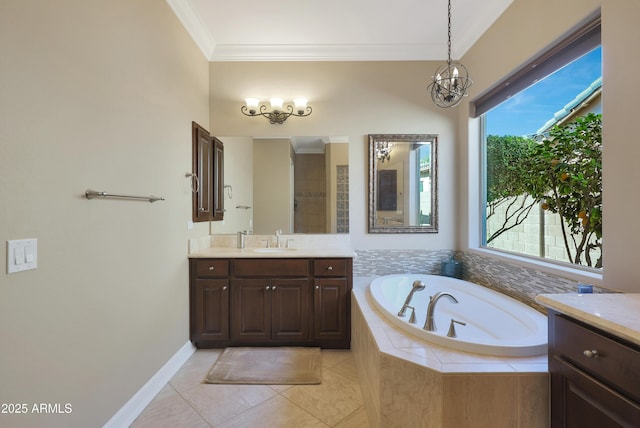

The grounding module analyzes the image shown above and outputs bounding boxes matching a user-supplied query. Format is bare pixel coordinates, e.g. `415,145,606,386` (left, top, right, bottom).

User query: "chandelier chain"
447,0,452,65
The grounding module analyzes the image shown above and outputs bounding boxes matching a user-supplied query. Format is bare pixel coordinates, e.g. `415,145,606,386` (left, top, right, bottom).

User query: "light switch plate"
7,239,38,274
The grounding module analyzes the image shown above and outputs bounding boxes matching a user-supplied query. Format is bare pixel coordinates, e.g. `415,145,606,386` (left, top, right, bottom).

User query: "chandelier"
428,0,472,108
241,97,312,125
376,141,393,163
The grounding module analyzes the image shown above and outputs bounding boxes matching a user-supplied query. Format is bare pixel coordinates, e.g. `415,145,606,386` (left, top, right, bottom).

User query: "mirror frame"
368,134,438,234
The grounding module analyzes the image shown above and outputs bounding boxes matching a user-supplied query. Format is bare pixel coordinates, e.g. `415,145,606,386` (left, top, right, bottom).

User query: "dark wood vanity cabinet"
189,257,352,349
548,310,640,427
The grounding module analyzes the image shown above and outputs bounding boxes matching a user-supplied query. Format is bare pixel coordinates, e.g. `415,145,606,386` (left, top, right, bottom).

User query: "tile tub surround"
351,277,549,428
354,249,605,312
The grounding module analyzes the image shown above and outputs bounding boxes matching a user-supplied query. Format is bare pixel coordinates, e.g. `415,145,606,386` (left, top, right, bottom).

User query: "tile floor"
131,349,370,428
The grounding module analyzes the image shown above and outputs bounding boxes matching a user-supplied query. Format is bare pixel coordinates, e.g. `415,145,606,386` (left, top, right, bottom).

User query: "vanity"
536,293,640,427
188,236,354,349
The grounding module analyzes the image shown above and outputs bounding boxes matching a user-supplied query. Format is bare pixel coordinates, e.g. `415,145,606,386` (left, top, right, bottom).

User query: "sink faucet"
275,228,282,248
397,280,426,317
423,292,458,332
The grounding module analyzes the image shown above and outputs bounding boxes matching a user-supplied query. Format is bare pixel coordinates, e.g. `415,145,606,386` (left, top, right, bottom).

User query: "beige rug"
204,347,322,385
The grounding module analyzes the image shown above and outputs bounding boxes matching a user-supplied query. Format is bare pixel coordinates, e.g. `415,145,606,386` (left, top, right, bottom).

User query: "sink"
252,248,297,253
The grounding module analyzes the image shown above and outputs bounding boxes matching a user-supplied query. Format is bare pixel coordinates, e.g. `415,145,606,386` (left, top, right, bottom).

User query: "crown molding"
210,43,445,62
165,0,215,59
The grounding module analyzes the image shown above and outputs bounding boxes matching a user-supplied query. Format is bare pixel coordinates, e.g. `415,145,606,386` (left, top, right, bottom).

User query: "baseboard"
103,340,196,428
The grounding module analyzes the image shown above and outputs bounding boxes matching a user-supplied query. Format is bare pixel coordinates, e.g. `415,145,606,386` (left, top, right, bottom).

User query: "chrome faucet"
275,228,282,248
397,280,426,317
423,292,458,331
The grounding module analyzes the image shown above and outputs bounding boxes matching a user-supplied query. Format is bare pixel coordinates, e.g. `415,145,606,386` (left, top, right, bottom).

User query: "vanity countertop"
188,246,356,259
536,293,640,347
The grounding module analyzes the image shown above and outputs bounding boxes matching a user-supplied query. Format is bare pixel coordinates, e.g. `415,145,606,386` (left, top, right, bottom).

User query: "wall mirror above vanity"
215,135,349,235
368,134,438,233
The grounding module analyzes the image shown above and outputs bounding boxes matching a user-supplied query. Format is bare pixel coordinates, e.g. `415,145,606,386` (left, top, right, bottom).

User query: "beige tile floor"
131,349,370,428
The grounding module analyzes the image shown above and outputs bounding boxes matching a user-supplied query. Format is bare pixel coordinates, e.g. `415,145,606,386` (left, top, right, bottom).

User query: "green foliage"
525,113,603,267
485,135,541,243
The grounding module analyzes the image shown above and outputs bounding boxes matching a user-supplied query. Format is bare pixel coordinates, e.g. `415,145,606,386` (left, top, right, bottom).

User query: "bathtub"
368,274,548,357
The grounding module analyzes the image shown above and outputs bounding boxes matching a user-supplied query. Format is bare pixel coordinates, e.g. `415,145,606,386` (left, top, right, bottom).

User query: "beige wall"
459,0,640,292
253,139,294,233
0,1,209,427
209,61,458,250
212,136,255,234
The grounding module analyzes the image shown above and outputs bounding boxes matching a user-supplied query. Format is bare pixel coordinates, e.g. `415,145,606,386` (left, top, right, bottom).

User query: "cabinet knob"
315,285,320,290
222,286,227,290
209,266,215,271
265,286,270,291
272,286,277,290
327,266,333,271
583,349,599,358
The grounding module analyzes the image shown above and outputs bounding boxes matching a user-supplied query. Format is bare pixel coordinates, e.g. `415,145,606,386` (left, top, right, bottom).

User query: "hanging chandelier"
376,141,393,163
428,0,472,108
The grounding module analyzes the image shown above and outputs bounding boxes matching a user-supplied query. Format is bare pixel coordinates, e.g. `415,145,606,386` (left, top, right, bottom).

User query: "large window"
475,13,602,269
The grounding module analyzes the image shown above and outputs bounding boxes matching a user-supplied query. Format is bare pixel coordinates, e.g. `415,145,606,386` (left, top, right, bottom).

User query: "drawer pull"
583,349,599,358
209,266,215,271
327,266,333,271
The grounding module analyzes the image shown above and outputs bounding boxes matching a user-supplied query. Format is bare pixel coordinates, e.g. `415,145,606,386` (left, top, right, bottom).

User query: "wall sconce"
241,97,312,125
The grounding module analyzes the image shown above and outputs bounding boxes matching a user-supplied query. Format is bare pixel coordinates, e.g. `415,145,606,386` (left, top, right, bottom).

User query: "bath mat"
204,347,322,385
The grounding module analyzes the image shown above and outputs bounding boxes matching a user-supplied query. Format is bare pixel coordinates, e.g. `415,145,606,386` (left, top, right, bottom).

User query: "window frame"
469,9,603,280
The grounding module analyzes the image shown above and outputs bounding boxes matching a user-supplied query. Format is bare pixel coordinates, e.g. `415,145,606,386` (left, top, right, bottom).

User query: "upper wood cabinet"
192,122,224,222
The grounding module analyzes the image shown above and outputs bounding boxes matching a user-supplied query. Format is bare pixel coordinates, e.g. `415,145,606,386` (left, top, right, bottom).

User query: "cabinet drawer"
194,259,229,277
233,258,309,277
314,259,347,277
553,314,640,402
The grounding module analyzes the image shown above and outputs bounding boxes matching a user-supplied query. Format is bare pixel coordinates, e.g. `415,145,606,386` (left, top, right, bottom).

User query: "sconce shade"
241,97,313,125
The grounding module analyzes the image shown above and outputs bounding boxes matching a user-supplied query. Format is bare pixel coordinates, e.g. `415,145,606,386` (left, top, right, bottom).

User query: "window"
474,12,602,269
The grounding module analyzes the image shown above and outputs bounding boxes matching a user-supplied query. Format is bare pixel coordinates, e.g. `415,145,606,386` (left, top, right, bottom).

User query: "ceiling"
166,0,513,61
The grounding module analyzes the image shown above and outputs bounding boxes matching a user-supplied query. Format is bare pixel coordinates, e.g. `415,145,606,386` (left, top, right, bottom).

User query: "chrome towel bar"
85,189,165,203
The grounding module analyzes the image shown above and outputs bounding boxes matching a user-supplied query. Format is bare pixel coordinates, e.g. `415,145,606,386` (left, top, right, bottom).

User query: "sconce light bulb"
294,97,308,115
270,97,284,111
245,98,260,115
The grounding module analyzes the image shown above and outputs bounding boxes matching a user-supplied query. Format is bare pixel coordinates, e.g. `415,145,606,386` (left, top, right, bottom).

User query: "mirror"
368,134,438,233
216,136,349,235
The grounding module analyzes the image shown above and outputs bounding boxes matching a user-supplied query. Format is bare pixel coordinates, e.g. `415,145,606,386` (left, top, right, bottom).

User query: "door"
271,279,310,342
313,278,348,341
230,279,271,342
193,279,229,343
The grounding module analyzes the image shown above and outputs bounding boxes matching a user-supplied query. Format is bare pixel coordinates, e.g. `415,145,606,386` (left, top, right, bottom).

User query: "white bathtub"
368,274,548,357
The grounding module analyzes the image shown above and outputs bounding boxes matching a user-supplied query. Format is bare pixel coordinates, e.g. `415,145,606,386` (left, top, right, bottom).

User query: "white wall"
209,61,458,251
0,1,209,427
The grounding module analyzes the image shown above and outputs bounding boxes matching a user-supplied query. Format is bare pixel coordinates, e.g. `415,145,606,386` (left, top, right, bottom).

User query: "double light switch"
7,238,38,273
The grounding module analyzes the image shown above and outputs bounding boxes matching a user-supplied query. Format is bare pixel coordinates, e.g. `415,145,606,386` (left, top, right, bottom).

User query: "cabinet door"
192,122,213,222
213,137,224,221
192,279,229,343
551,357,640,427
271,279,310,342
313,278,348,341
230,279,271,342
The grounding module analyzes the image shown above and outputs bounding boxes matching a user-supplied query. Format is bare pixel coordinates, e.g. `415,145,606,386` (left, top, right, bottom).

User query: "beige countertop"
188,234,356,259
188,246,356,259
536,293,640,347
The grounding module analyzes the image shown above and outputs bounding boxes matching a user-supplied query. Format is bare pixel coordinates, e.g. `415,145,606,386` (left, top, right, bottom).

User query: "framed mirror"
368,134,438,233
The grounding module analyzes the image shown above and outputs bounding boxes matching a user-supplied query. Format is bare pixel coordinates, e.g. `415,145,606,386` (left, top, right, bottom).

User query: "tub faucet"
423,292,458,332
397,281,426,317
